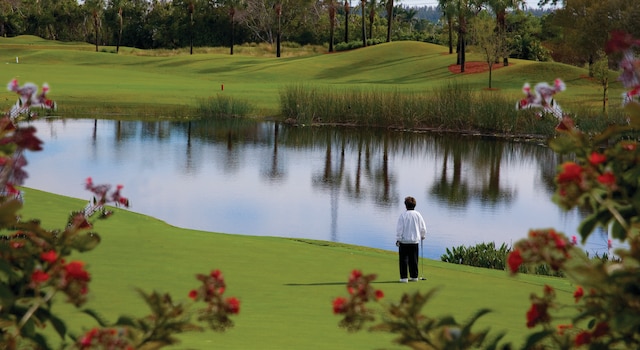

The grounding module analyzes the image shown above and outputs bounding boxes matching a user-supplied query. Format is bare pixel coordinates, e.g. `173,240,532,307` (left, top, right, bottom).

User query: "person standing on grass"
396,196,426,283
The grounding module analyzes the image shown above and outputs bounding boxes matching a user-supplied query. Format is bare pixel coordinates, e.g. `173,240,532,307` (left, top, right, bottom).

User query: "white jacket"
396,210,427,244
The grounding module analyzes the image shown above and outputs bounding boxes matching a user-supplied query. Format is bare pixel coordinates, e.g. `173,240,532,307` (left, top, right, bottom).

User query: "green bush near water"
280,83,629,137
441,242,620,278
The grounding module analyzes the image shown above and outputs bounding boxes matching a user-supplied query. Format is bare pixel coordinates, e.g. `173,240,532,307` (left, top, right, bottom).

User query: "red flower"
188,289,198,300
31,270,50,284
573,286,584,303
348,269,362,283
549,230,566,249
588,152,606,166
64,261,90,282
40,250,58,264
592,322,610,338
575,331,592,346
225,297,241,314
507,249,523,274
375,289,384,300
526,303,549,328
597,172,616,186
557,162,583,184
332,297,348,314
210,269,223,280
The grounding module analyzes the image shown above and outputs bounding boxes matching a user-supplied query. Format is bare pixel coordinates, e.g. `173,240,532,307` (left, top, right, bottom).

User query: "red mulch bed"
448,61,511,74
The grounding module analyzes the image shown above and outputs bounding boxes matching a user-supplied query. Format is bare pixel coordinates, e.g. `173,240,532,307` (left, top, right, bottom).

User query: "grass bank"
20,187,576,349
0,36,626,130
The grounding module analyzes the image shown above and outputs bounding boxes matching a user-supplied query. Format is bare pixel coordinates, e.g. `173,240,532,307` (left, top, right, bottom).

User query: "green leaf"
611,219,627,241
578,209,612,241
82,308,111,327
49,313,68,339
521,330,554,350
68,232,101,252
115,315,139,327
33,333,53,350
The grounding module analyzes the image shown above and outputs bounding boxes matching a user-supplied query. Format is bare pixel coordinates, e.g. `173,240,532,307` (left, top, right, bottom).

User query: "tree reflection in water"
27,119,607,259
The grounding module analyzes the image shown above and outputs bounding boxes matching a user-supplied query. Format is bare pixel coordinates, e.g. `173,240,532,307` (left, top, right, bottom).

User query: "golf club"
420,239,426,280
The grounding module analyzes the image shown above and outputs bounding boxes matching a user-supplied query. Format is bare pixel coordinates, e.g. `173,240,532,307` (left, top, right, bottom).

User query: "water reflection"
26,119,606,259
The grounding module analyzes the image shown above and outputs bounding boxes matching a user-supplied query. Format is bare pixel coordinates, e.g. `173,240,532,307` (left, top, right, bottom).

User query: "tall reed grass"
196,94,254,119
280,83,630,137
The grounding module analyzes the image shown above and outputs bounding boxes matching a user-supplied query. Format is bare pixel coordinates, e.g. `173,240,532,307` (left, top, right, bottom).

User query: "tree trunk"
344,1,350,43
448,17,453,54
230,9,236,55
361,0,366,47
386,0,393,42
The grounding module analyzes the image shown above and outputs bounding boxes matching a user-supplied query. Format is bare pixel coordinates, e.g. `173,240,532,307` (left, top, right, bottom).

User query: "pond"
24,118,609,259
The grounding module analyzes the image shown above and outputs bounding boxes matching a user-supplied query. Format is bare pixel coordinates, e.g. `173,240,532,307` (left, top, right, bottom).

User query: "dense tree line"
0,0,638,71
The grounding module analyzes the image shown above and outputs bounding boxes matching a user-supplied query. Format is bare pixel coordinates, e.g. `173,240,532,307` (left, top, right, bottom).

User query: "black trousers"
398,243,419,279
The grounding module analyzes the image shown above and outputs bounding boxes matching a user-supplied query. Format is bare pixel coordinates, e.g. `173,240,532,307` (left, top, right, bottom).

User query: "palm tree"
367,0,376,40
384,0,393,42
360,0,367,47
485,0,523,66
329,0,336,52
275,3,282,57
438,0,456,54
344,0,350,43
188,1,194,55
225,0,246,55
116,7,123,53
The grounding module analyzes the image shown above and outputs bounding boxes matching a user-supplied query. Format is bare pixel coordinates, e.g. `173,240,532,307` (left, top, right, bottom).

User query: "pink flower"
571,235,578,245
605,30,640,54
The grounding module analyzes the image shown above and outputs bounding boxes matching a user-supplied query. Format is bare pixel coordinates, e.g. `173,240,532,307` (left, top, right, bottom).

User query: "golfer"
396,196,426,283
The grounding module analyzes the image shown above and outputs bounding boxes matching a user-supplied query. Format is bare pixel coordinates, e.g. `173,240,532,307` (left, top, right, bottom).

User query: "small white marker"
16,57,19,64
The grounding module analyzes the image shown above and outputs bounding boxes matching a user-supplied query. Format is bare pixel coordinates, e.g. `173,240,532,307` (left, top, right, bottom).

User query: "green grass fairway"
20,187,576,349
0,36,623,118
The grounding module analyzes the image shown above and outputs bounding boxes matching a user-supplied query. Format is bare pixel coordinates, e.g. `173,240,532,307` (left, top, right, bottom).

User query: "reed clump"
196,94,254,119
279,83,629,137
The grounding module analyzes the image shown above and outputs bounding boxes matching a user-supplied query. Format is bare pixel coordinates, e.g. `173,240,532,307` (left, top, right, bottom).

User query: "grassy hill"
0,35,623,118
19,187,576,349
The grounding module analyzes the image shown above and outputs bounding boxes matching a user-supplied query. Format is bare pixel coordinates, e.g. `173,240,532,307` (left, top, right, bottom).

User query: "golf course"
1,36,608,348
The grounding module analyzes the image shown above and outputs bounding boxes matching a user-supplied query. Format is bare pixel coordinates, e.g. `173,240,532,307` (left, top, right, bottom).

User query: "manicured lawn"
0,35,623,118
20,187,575,349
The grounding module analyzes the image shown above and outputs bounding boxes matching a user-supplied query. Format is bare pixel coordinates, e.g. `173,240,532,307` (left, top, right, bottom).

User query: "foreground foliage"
332,31,640,349
0,81,240,349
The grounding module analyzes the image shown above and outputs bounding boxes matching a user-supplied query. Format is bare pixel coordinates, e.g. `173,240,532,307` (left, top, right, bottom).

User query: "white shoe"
409,278,419,282
399,278,408,283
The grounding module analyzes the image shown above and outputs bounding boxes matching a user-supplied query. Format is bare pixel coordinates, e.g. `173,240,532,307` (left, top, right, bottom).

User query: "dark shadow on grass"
284,280,405,286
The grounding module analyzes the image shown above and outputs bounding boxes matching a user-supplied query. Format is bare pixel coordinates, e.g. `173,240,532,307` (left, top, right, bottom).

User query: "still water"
24,118,609,259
